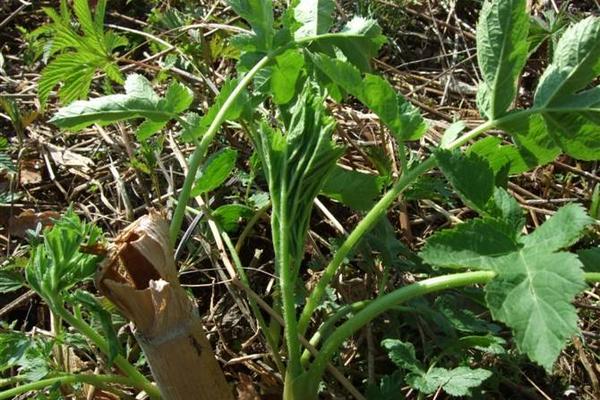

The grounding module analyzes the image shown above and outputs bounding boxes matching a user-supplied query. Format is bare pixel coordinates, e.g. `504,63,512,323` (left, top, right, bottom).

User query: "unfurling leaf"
252,85,343,274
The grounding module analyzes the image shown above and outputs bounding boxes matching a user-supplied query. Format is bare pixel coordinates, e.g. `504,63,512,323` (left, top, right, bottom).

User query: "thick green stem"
297,157,437,334
306,271,496,384
0,374,143,400
296,111,533,336
169,55,272,245
301,271,600,390
53,304,160,399
585,272,600,282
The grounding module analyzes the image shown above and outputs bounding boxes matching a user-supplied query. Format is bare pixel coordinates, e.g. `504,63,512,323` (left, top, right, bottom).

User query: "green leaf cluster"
38,0,128,107
382,339,492,397
421,203,594,370
25,209,103,303
477,1,600,169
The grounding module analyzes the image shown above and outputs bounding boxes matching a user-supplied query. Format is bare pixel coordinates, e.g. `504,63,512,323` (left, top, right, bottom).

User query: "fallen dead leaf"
19,158,42,186
45,143,93,173
8,209,60,237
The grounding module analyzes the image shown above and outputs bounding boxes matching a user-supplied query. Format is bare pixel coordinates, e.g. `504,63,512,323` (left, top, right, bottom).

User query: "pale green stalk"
0,374,144,400
169,55,271,244
53,304,160,399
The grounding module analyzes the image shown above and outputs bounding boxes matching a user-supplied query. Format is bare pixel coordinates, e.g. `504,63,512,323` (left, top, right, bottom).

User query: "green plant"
36,0,128,107
13,0,600,399
0,210,160,400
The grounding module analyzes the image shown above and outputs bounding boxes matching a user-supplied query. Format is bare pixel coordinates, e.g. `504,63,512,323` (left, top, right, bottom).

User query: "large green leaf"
321,166,382,211
310,53,427,141
50,75,192,137
502,17,600,163
476,0,529,119
485,249,585,370
305,16,386,72
420,203,594,370
434,149,495,213
294,0,335,40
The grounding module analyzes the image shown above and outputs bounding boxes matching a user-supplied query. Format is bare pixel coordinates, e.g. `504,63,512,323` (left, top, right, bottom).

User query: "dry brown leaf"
45,143,93,173
7,209,60,237
19,158,42,185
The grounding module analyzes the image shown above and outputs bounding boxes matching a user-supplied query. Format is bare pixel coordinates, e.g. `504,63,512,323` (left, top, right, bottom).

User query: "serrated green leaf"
409,366,492,396
420,218,520,270
421,203,593,370
381,339,421,373
519,203,594,250
468,136,530,175
213,204,254,232
228,0,274,52
310,53,427,141
321,166,382,211
161,81,194,113
191,148,238,196
271,49,305,104
476,0,529,118
37,0,127,107
485,187,525,235
518,17,600,161
498,112,561,169
435,149,495,212
50,75,190,133
294,0,335,40
485,249,585,370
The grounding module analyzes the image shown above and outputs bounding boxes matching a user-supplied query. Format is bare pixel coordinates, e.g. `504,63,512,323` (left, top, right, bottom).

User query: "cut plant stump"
96,211,233,400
